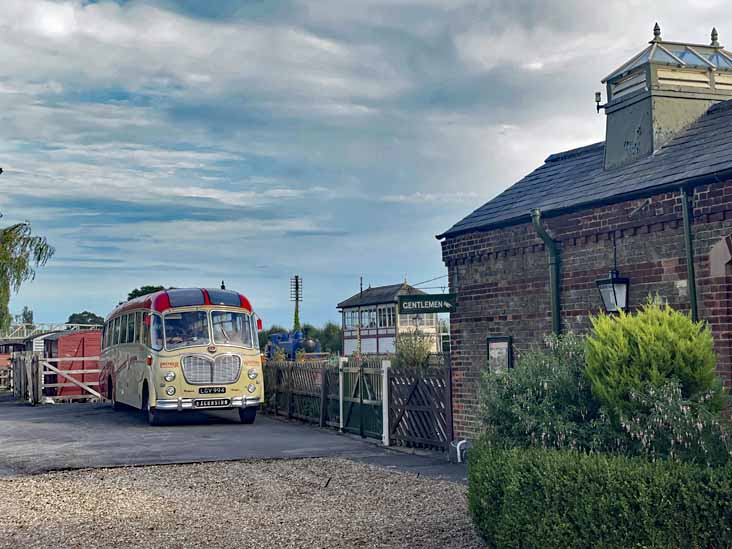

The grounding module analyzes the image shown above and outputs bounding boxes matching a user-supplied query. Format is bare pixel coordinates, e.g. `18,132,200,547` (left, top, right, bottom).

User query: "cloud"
3,0,731,326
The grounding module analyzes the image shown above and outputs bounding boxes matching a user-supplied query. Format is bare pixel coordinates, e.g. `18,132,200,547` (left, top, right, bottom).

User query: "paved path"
0,394,466,482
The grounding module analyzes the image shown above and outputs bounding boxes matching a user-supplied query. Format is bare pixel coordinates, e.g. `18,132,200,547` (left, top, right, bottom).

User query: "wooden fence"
0,366,12,391
10,352,102,405
263,360,340,428
263,354,453,451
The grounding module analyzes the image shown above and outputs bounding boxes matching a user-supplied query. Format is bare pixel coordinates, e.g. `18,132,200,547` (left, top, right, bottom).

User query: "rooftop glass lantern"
596,232,629,313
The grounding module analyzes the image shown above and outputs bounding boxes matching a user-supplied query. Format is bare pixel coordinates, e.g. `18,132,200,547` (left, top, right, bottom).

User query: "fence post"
273,363,279,417
319,362,328,428
445,353,454,443
338,357,346,432
287,364,294,419
359,359,365,438
382,359,390,447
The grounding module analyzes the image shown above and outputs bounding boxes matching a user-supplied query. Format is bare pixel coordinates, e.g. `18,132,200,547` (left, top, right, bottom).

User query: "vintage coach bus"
100,288,263,425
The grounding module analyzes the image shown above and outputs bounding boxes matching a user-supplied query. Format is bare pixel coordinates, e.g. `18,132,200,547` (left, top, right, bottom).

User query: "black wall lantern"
596,233,629,313
596,270,629,312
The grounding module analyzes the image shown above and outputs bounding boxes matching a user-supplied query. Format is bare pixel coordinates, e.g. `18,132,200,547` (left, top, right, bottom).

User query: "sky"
1,0,730,328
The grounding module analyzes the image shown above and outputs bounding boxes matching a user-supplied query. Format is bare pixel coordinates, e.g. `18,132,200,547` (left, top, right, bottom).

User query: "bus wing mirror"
257,318,263,331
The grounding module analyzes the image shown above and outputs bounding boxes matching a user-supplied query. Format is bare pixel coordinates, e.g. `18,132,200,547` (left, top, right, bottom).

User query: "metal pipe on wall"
531,209,561,335
680,187,699,322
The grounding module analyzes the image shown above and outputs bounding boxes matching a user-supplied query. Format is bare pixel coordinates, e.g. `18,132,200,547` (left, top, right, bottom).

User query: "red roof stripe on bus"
201,288,212,305
239,294,252,312
152,292,172,313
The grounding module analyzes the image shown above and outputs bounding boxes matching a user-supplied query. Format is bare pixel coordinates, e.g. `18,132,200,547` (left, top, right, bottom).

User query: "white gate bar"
382,359,390,447
42,361,103,399
338,357,347,431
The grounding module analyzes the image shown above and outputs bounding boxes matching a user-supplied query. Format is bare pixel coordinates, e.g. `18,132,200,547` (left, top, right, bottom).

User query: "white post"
382,359,390,447
338,357,346,431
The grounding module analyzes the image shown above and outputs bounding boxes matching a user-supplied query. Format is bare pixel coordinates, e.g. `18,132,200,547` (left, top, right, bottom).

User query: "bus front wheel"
239,407,257,425
142,384,164,426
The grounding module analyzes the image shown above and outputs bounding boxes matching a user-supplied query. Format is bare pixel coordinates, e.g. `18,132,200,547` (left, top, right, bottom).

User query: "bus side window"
141,312,152,348
151,314,163,351
113,317,121,346
135,312,143,344
127,314,135,344
120,314,128,344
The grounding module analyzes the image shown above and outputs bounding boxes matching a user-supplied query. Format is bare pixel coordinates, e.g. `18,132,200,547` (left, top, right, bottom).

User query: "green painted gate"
341,356,383,439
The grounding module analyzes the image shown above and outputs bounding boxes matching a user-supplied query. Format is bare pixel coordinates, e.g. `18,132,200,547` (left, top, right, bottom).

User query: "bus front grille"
181,355,241,384
213,355,241,384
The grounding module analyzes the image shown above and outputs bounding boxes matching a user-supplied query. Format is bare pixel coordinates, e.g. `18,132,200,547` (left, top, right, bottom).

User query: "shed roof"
438,100,732,239
337,283,426,309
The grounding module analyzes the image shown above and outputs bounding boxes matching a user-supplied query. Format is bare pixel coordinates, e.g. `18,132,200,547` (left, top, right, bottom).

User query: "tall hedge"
469,443,732,549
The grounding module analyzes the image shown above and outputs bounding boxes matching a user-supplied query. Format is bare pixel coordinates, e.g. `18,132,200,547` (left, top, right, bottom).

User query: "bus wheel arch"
109,377,123,411
141,381,163,426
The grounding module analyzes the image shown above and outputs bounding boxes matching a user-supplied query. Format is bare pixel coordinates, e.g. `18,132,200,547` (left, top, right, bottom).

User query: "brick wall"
442,179,732,439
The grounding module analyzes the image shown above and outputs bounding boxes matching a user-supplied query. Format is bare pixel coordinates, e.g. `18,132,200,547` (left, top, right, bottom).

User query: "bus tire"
109,378,123,411
239,407,257,424
142,384,163,426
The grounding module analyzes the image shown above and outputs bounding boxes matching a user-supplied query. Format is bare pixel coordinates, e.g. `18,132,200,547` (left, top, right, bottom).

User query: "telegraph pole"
290,275,302,331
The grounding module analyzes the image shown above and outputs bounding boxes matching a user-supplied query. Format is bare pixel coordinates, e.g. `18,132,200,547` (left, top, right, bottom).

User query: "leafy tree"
127,285,167,301
67,311,104,325
0,221,54,330
258,324,288,349
20,305,33,325
319,322,342,354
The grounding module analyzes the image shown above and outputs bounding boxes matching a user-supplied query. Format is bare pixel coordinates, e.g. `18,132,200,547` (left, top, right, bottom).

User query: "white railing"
0,323,101,341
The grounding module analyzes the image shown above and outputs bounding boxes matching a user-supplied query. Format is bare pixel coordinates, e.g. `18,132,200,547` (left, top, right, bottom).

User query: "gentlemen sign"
398,294,457,314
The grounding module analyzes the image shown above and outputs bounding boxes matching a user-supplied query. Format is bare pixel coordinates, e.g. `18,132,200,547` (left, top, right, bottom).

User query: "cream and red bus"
100,287,263,425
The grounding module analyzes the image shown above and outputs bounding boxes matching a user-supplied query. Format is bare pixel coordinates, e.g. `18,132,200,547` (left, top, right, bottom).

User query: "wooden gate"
388,354,453,451
341,356,383,439
10,352,102,405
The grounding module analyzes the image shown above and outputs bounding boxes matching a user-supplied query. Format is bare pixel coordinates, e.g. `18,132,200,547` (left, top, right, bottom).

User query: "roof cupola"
602,23,732,169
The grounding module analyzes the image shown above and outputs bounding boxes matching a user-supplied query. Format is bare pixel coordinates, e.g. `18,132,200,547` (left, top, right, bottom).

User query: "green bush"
392,328,432,371
585,301,725,420
479,334,613,452
469,444,732,549
479,333,732,465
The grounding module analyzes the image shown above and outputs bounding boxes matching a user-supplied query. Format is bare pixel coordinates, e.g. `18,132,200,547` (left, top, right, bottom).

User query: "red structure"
44,330,101,396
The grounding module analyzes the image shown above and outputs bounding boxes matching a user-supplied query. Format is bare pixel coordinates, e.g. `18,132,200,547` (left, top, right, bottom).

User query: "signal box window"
212,311,253,347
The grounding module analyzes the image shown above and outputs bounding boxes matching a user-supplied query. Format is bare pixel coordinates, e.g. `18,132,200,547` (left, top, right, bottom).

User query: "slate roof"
337,283,426,309
438,100,732,239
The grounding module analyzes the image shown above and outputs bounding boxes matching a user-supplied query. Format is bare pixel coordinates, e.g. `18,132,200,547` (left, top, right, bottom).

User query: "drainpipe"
680,187,699,322
531,209,561,335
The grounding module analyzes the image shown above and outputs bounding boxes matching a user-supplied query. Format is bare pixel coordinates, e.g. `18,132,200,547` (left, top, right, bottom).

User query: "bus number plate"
194,399,230,408
199,387,226,394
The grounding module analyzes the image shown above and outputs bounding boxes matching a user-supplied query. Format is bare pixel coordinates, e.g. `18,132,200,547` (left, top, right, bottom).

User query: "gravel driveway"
0,458,483,548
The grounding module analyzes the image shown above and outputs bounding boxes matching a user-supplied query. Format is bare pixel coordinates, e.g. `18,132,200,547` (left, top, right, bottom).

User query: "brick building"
438,25,732,439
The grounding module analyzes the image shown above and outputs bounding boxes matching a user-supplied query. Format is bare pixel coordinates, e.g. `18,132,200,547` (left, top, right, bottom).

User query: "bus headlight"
247,384,256,393
164,371,176,382
247,368,258,380
166,387,176,396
